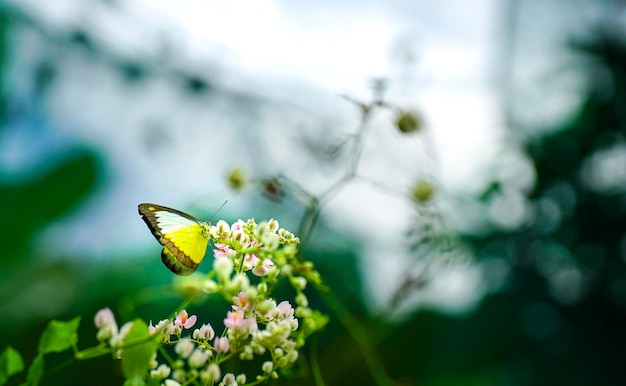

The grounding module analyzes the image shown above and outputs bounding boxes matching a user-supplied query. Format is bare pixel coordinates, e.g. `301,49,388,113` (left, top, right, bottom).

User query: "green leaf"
0,346,25,385
120,319,158,383
123,374,146,386
26,355,44,386
38,317,80,355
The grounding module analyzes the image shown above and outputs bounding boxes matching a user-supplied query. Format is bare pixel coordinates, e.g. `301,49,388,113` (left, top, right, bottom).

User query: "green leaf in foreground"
26,355,44,386
121,319,159,385
123,374,146,386
0,346,25,385
38,317,81,355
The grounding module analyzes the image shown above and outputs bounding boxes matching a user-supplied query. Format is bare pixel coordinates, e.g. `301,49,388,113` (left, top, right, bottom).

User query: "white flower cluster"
93,308,134,357
210,218,299,278
94,218,327,385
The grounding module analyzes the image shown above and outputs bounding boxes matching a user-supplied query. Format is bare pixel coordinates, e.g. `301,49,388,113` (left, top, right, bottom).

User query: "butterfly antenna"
208,200,228,222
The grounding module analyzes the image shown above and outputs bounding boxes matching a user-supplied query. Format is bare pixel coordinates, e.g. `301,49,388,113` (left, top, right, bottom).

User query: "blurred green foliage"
461,29,626,385
0,152,100,261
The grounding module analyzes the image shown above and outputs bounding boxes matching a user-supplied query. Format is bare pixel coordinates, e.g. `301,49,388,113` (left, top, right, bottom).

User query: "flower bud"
227,166,247,190
174,274,205,299
291,276,307,290
149,364,171,380
283,339,296,351
245,287,258,304
193,323,215,341
286,349,299,363
257,282,268,295
231,273,250,291
267,219,279,232
203,279,218,293
257,222,270,238
175,339,195,359
94,308,116,330
262,361,274,373
262,178,284,202
216,220,231,234
410,178,435,203
231,229,245,243
214,337,230,353
266,266,280,282
172,369,186,383
203,364,221,383
394,110,422,134
263,233,279,250
222,373,236,385
277,356,289,368
214,257,234,280
188,349,209,368
110,321,133,348
257,299,277,317
240,346,254,360
280,264,293,276
295,293,309,307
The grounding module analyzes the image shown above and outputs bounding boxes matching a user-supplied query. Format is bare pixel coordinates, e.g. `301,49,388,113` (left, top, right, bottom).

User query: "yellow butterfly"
138,203,211,275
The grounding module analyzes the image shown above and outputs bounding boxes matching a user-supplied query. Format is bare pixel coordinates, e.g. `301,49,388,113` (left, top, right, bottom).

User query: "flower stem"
310,335,326,386
318,289,395,386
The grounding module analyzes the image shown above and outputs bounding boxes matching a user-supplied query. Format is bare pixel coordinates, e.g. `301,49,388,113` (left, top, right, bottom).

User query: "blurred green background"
1,1,626,385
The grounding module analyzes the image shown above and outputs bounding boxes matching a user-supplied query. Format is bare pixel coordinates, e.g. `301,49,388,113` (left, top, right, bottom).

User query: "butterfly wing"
138,203,210,275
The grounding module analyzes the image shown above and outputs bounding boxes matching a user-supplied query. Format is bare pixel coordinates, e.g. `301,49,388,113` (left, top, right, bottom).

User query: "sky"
2,0,611,314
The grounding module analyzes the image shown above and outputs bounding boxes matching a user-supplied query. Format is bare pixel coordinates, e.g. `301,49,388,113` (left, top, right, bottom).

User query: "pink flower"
275,301,295,320
232,291,252,312
94,307,118,342
231,220,245,231
244,253,259,266
213,243,236,259
224,307,257,332
214,336,230,353
111,321,134,348
149,319,174,335
193,323,216,340
252,258,274,277
224,307,246,329
94,308,117,330
174,310,197,329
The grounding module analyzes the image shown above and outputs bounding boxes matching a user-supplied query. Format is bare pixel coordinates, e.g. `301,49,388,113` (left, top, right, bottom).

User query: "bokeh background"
1,0,626,385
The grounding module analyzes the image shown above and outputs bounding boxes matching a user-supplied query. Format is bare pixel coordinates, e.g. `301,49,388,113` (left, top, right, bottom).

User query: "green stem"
297,198,320,249
318,289,395,386
310,335,326,386
176,297,194,315
74,345,109,360
158,345,176,366
346,105,373,176
35,356,76,383
289,97,394,384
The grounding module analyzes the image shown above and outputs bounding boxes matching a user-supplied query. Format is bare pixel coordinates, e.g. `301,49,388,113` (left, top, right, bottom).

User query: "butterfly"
138,203,211,275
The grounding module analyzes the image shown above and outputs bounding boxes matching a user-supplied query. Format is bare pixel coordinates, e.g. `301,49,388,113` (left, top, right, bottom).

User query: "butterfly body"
138,203,211,275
